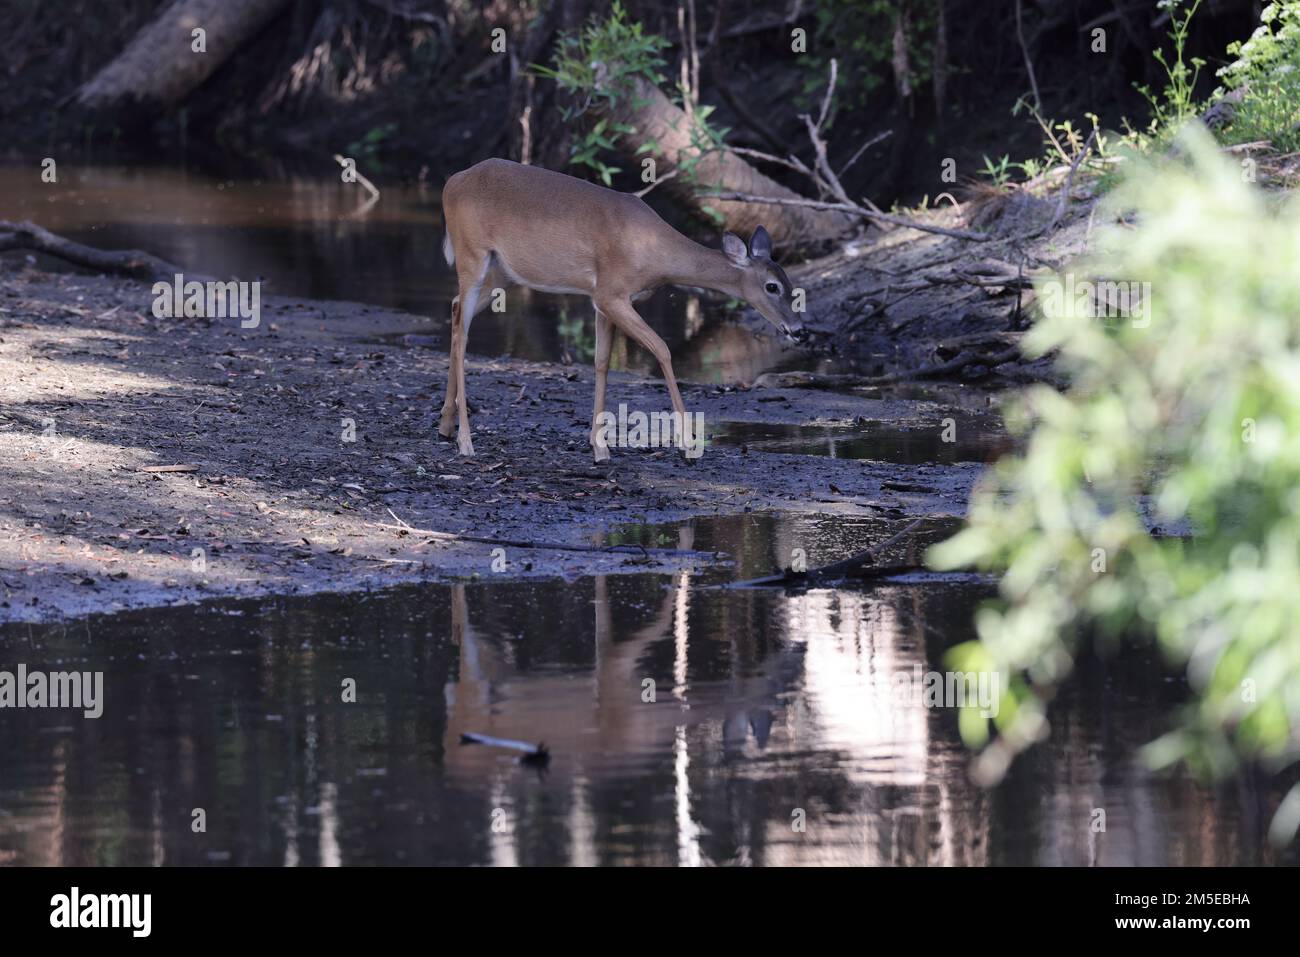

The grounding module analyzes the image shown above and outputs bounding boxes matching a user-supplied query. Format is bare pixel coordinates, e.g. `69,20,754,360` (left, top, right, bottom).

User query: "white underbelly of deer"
493,252,594,297
438,158,804,463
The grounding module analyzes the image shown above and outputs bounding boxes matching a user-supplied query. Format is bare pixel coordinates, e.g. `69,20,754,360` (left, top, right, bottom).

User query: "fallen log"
73,0,292,114
0,220,196,282
732,518,927,587
600,77,857,251
865,345,1023,385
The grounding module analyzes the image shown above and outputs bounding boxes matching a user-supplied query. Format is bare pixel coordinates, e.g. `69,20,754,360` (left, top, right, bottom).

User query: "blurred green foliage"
1217,2,1300,152
929,123,1300,845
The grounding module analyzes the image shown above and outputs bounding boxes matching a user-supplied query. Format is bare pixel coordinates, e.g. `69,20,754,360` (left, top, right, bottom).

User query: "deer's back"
443,159,673,296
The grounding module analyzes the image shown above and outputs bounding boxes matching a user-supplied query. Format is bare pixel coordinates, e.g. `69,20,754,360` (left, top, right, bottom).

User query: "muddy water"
0,163,848,384
0,512,1288,866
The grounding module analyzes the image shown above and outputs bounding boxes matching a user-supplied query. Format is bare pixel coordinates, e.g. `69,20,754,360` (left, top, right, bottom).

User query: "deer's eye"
764,281,781,296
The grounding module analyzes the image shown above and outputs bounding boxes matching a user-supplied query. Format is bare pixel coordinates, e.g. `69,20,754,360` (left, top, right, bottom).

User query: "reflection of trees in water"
0,572,1285,865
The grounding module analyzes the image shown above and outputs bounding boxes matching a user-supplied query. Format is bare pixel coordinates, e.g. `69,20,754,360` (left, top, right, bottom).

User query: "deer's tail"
442,231,455,267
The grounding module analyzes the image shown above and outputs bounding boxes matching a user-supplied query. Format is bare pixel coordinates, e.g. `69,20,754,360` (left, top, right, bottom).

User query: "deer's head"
722,226,806,342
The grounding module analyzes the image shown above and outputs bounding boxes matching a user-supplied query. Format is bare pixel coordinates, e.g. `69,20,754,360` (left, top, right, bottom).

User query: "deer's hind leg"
439,256,504,450
438,294,463,439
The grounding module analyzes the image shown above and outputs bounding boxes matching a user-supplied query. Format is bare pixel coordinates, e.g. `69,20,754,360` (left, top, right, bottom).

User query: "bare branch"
837,130,893,179
1046,129,1097,232
1015,0,1042,113
334,153,380,218
726,145,815,178
634,169,680,198
701,191,993,242
800,112,852,204
815,58,838,132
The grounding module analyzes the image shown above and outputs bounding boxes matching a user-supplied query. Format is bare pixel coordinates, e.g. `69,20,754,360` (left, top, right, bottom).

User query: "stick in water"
460,733,550,765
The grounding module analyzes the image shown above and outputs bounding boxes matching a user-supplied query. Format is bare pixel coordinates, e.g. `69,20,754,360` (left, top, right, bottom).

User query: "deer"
439,158,804,463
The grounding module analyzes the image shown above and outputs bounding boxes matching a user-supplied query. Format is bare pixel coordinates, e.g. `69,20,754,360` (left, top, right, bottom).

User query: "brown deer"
439,158,804,462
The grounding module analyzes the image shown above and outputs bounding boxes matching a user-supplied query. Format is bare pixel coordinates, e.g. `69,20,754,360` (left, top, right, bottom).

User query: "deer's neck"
657,231,745,299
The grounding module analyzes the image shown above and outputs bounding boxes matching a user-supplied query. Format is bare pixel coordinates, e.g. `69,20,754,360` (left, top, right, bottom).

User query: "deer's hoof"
592,445,610,465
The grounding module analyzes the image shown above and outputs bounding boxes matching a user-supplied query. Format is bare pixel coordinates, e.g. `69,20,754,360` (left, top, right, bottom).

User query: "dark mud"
0,266,1004,621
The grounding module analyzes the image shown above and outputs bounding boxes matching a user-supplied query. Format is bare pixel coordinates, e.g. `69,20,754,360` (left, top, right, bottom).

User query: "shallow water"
0,512,1288,866
0,162,855,384
708,420,1013,464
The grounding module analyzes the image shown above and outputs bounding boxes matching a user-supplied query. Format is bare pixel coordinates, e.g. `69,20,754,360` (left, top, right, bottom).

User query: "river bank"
0,263,1006,621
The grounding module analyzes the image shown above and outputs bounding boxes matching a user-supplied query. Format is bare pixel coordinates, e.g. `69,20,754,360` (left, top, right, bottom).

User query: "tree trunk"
603,77,857,252
75,0,291,112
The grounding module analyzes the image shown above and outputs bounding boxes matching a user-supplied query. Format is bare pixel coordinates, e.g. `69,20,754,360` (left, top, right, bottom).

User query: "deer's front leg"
590,308,614,463
599,298,697,460
438,296,461,440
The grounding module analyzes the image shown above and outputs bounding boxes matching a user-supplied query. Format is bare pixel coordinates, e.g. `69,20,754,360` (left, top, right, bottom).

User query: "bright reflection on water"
0,512,1290,866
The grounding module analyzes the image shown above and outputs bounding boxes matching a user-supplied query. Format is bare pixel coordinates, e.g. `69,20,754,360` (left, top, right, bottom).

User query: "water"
0,513,1288,866
0,162,853,384
2,162,1288,866
708,420,1013,464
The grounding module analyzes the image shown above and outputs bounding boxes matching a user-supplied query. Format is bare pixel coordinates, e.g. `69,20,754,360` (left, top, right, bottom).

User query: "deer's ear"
749,225,772,260
722,232,749,265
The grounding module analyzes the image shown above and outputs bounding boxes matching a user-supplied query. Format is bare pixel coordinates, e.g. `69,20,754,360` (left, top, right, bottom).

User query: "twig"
1047,129,1097,232
837,130,893,179
801,112,851,203
815,58,838,132
460,732,546,755
634,169,680,198
727,146,815,179
333,153,380,218
1015,0,1042,113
